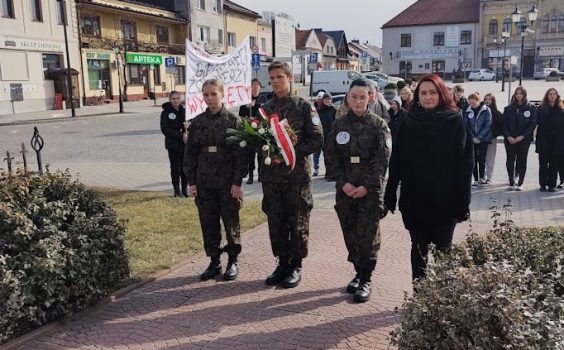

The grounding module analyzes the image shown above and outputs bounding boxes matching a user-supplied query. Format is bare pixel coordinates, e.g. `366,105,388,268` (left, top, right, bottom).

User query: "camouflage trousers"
195,186,242,258
334,186,384,269
261,182,313,259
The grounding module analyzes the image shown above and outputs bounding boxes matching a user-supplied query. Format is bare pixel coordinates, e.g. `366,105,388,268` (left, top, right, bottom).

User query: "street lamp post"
512,5,538,86
501,31,509,92
113,47,124,113
57,0,75,117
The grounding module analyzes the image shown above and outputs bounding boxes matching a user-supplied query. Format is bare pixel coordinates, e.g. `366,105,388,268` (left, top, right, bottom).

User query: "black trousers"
167,148,187,193
538,152,560,188
504,139,531,186
473,142,488,181
408,222,455,280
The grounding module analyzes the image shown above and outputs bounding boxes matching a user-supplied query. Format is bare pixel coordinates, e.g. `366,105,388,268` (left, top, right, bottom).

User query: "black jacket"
388,108,407,140
238,94,268,118
502,101,537,139
318,103,337,138
160,102,186,150
457,96,469,112
536,104,564,155
384,106,474,230
490,107,504,138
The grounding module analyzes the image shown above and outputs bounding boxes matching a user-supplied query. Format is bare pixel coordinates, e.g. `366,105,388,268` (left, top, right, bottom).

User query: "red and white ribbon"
269,114,296,171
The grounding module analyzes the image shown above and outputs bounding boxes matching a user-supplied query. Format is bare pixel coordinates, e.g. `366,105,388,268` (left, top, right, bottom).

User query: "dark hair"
453,85,464,93
511,86,528,105
411,74,456,110
268,61,292,77
540,88,562,110
483,93,499,113
169,90,181,98
349,78,371,90
251,78,262,87
396,80,406,90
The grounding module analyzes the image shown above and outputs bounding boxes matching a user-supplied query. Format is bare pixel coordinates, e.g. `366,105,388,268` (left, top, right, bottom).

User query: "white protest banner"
185,37,252,119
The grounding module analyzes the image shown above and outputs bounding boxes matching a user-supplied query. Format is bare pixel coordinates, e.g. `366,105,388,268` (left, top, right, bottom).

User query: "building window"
460,30,471,44
503,18,512,35
433,32,444,46
122,21,137,51
196,0,205,10
197,26,209,43
56,0,66,25
42,53,63,79
31,0,42,21
399,61,412,76
400,34,411,47
542,15,549,33
432,60,445,73
261,37,266,51
550,15,558,32
127,65,144,85
175,65,185,84
81,14,100,36
213,0,221,14
249,36,256,48
217,29,223,45
156,25,169,44
227,32,236,47
2,0,14,18
489,19,498,35
559,15,564,32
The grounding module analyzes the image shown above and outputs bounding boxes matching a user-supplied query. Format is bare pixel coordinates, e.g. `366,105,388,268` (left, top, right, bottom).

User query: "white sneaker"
472,181,479,187
514,185,523,191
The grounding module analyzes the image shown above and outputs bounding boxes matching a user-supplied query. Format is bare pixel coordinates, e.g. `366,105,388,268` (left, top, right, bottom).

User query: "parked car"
363,73,388,90
331,94,346,109
310,70,362,97
533,67,560,80
363,71,405,85
468,69,496,81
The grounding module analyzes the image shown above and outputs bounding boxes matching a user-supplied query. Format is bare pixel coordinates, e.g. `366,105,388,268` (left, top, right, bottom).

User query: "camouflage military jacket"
184,105,246,188
260,94,324,183
324,110,391,192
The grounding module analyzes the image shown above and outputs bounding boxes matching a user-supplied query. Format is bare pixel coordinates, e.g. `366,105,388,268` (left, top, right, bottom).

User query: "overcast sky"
234,0,418,47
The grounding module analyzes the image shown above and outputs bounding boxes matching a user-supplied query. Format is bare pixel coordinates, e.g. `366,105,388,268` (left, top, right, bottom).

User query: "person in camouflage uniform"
261,61,323,289
184,79,246,282
324,78,391,303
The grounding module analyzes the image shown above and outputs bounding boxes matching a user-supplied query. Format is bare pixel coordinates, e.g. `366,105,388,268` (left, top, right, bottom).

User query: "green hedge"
392,210,564,349
0,171,129,343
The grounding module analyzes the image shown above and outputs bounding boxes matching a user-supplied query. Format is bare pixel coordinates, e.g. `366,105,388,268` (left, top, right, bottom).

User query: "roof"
323,30,346,48
77,0,187,22
223,0,260,19
383,0,480,28
295,29,311,49
124,0,174,11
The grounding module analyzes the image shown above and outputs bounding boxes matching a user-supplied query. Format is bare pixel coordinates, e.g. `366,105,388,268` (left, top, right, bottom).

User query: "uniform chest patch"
312,116,321,126
524,111,531,118
467,112,474,119
168,113,177,120
336,131,350,145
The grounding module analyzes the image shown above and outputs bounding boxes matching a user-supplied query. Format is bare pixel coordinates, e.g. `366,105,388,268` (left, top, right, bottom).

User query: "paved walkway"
17,210,483,350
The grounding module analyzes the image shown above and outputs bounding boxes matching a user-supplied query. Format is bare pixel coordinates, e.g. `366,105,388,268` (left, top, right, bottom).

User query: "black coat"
160,102,186,150
384,106,474,230
536,105,564,155
502,101,537,139
490,108,504,138
388,108,407,140
238,94,268,118
317,103,336,138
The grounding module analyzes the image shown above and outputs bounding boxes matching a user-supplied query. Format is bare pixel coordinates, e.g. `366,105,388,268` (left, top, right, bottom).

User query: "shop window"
127,65,143,85
81,14,100,36
42,53,63,79
1,0,14,18
153,67,161,85
31,0,42,22
87,59,109,90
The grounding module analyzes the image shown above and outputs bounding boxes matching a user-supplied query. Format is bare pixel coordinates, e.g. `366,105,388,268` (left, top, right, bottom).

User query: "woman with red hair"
384,74,474,283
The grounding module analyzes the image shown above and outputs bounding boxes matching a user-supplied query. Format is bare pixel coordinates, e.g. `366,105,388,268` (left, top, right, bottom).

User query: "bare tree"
260,11,294,24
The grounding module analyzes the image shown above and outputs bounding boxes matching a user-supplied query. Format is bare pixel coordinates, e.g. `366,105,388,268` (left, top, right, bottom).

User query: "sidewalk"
0,98,169,126
16,210,482,350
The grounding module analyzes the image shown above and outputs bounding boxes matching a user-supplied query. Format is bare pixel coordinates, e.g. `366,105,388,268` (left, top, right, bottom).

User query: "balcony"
81,35,185,54
537,31,564,40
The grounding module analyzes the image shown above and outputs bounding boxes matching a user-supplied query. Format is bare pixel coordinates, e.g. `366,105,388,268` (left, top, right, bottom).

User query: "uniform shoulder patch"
168,112,177,120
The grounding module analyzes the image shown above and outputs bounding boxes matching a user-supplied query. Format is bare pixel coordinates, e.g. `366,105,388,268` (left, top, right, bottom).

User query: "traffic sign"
252,53,261,63
252,61,260,70
165,57,176,68
309,53,318,63
361,51,368,59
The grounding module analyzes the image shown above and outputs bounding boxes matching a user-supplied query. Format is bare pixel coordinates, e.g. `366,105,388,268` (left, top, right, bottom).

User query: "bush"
0,170,129,343
392,204,564,349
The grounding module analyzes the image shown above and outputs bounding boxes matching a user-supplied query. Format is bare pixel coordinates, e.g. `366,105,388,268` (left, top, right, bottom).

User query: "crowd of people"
159,62,564,303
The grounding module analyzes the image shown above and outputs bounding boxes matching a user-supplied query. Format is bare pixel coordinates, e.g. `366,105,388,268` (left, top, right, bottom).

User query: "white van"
310,70,362,97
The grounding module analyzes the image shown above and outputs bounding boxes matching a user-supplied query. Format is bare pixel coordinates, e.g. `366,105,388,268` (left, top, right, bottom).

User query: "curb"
0,221,268,350
0,111,136,127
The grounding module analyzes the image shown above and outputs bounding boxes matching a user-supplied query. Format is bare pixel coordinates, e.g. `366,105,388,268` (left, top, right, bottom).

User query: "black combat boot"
353,269,373,303
346,265,361,294
282,258,302,289
200,256,221,281
223,255,239,281
265,256,289,285
247,174,254,185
